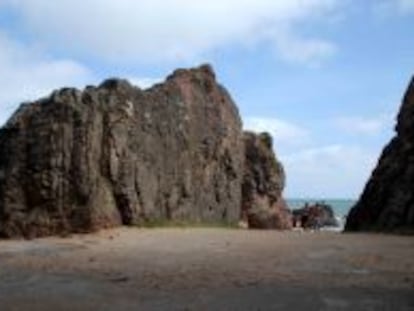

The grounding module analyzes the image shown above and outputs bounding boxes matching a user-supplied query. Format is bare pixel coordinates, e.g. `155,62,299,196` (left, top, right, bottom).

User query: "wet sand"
0,228,413,310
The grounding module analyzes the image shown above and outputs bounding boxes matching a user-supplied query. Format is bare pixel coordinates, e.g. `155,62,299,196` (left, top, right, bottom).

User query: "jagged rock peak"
242,131,291,229
167,63,216,82
98,78,136,91
345,76,414,233
396,75,414,137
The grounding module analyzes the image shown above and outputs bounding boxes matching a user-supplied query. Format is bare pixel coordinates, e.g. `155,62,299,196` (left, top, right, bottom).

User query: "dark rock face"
292,203,338,229
0,65,244,238
345,77,414,233
241,132,292,229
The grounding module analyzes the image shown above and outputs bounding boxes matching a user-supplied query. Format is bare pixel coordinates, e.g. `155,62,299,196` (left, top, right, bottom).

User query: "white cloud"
283,144,379,198
0,31,94,125
242,115,389,198
0,29,160,124
243,116,311,149
128,77,162,89
272,30,337,65
242,117,378,199
334,115,391,136
2,0,341,65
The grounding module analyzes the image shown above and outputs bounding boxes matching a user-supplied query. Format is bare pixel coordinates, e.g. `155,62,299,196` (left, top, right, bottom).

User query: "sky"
0,0,413,199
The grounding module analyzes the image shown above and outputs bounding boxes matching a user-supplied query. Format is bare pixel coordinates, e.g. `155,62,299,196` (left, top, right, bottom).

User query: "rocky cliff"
0,65,290,238
242,132,292,229
0,65,246,238
345,77,414,233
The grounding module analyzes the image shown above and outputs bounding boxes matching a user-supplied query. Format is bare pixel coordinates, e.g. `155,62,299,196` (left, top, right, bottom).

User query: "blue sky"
0,0,413,198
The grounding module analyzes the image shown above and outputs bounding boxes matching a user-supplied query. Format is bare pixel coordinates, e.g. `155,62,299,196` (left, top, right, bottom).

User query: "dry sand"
0,228,413,310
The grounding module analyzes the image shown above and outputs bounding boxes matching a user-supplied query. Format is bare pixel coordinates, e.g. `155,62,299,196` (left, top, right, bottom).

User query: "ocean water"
286,198,355,218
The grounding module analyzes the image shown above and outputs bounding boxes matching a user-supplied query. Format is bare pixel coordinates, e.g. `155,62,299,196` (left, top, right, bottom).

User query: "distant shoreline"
287,198,355,215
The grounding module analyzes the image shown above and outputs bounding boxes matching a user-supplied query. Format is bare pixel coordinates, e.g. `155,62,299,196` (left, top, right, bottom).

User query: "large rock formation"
292,202,338,229
345,77,414,233
241,132,292,229
0,65,245,238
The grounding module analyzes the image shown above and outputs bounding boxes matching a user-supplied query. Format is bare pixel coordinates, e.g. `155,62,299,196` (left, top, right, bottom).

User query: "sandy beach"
0,228,413,310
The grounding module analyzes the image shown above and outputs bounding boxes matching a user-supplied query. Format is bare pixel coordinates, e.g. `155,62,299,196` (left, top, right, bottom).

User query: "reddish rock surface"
242,132,292,229
345,77,414,233
292,203,338,229
0,64,292,238
0,65,244,238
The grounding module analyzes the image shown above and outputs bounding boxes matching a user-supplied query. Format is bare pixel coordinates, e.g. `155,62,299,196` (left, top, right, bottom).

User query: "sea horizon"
286,198,356,219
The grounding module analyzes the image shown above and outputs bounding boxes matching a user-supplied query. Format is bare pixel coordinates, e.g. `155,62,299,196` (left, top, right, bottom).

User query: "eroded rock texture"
242,132,292,229
292,203,338,229
0,65,244,238
345,77,414,233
